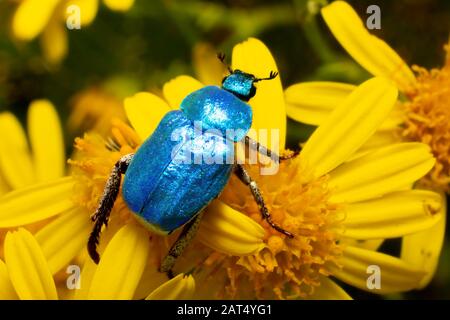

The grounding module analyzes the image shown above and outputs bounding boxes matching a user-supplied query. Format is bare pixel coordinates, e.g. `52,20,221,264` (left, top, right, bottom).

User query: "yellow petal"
87,223,150,299
70,210,125,297
331,245,426,294
308,277,352,300
0,112,35,188
340,190,442,239
232,37,286,149
124,92,171,140
133,265,168,300
163,75,203,109
35,207,91,274
0,175,9,196
379,106,404,131
0,177,75,228
300,77,398,177
66,0,99,26
28,100,65,182
103,0,134,11
146,273,195,300
40,17,68,64
321,1,416,92
285,81,404,131
285,82,355,126
0,259,18,299
193,42,227,85
12,0,61,40
401,194,446,289
197,200,265,256
4,228,58,299
346,131,400,162
329,143,435,203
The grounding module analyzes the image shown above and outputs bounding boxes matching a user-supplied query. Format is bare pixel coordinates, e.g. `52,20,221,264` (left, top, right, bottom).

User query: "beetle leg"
234,164,294,238
88,153,134,264
244,135,299,162
160,212,204,279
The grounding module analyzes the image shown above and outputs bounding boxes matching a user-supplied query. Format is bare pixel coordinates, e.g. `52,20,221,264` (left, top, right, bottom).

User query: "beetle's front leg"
88,153,134,264
234,164,294,238
160,212,204,279
244,135,300,162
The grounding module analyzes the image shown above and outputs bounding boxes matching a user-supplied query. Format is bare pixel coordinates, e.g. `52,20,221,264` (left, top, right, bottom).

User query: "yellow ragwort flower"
0,99,66,256
287,0,450,192
11,0,135,63
0,38,443,299
0,226,192,299
285,1,448,288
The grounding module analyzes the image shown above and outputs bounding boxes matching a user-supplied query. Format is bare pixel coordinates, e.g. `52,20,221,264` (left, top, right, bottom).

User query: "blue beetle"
88,54,296,276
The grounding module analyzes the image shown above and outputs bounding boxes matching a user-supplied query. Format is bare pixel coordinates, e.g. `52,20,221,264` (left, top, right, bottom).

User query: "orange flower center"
203,159,342,299
403,42,450,192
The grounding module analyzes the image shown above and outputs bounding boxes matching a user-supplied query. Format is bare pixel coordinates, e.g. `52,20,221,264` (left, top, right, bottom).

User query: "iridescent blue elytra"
122,83,253,234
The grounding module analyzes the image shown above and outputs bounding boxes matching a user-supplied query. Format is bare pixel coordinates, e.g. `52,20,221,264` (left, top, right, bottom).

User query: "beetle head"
218,53,278,102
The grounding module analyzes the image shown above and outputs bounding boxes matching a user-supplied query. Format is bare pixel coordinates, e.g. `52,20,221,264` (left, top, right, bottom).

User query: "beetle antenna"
254,71,278,82
217,53,233,74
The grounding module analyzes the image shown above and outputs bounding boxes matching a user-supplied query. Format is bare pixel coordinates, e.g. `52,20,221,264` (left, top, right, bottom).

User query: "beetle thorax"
180,86,253,142
221,70,257,102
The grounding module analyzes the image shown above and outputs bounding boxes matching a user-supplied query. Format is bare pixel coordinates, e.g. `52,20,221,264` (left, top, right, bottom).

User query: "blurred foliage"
0,0,450,299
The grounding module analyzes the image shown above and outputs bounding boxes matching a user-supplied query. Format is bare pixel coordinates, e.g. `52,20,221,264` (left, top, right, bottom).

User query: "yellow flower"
11,0,135,64
285,1,448,288
0,38,443,299
198,77,442,299
286,1,450,192
0,226,192,299
0,100,66,299
0,99,66,263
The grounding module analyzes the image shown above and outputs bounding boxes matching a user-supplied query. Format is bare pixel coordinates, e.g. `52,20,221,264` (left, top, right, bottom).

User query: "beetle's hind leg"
160,212,204,279
244,135,300,162
234,164,294,238
88,153,134,264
